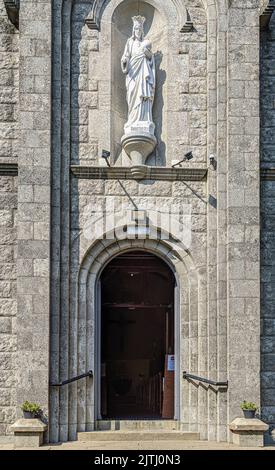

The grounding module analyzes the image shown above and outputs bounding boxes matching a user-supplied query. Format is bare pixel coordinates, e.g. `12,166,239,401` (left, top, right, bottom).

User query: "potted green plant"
21,401,42,419
240,401,258,419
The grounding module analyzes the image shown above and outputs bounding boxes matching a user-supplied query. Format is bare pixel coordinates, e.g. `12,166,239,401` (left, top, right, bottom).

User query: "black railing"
183,371,228,388
50,370,93,387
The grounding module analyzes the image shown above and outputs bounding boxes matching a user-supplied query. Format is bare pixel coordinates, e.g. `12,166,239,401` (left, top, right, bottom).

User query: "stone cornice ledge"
70,166,208,182
4,0,20,30
0,163,18,176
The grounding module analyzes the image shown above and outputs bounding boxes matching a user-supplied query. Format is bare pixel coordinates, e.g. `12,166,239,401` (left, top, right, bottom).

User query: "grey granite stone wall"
0,174,17,439
0,0,267,445
227,0,261,438
260,11,275,445
16,0,51,436
49,0,262,444
0,1,18,163
0,0,18,440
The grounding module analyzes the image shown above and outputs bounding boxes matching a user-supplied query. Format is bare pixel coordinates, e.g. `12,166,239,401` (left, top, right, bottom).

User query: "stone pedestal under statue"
121,132,157,167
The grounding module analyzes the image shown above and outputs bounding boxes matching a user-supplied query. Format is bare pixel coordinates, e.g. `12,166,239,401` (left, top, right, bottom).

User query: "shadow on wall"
260,11,275,446
148,50,166,166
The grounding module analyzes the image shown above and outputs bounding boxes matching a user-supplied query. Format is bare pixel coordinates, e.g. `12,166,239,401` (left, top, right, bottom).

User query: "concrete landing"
77,431,200,442
1,440,274,451
95,420,181,431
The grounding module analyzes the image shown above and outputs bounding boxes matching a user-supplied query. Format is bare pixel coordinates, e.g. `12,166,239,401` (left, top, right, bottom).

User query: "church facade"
0,0,275,445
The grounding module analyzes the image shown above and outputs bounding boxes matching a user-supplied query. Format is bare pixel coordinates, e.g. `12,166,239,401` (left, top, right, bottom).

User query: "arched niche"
89,0,188,32
96,0,198,167
68,0,207,168
77,236,200,430
109,1,167,165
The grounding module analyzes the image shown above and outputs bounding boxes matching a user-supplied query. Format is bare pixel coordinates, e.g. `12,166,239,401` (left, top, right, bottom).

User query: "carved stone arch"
77,218,208,279
76,235,201,432
86,0,197,33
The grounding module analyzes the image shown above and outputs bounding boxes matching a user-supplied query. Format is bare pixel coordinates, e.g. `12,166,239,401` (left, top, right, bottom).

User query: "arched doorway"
100,251,176,420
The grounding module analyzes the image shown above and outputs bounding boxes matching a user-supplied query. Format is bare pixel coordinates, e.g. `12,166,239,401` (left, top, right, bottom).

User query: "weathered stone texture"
16,0,51,437
171,1,207,166
227,2,261,440
0,175,17,436
49,0,263,445
260,11,275,445
261,15,275,166
0,1,18,162
71,2,99,166
70,1,207,167
0,0,272,447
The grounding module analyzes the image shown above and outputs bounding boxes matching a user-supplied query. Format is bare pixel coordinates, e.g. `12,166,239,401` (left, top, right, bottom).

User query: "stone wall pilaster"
260,9,275,445
227,1,261,431
16,0,51,429
0,0,18,440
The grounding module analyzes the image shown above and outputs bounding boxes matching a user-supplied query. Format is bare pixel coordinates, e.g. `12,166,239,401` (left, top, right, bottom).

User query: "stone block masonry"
260,12,275,445
0,0,18,439
50,0,263,444
227,1,261,435
0,174,17,438
0,0,273,447
16,0,51,440
0,1,18,162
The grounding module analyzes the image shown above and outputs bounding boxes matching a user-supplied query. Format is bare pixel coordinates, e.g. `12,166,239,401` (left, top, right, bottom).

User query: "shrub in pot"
21,401,42,419
240,401,258,419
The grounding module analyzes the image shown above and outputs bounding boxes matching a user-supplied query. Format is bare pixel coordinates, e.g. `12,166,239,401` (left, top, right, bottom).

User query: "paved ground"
0,440,275,450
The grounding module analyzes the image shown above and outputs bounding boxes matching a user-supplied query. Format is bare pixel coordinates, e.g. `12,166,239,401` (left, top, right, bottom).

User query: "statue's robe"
122,37,155,134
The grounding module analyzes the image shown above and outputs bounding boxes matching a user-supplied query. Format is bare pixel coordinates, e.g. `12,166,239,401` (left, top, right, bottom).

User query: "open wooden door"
100,251,175,419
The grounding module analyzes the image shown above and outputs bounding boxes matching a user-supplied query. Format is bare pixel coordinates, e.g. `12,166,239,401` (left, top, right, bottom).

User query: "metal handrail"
183,371,228,388
50,370,93,387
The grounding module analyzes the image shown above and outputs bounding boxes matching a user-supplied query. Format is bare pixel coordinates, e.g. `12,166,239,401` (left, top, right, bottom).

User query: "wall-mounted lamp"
102,149,111,167
172,151,193,168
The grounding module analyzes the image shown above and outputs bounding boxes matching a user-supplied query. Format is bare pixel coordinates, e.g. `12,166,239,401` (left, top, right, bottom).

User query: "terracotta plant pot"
243,409,256,419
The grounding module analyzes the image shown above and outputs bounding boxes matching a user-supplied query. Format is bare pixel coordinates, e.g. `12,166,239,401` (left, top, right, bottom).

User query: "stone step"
77,431,200,442
96,420,181,431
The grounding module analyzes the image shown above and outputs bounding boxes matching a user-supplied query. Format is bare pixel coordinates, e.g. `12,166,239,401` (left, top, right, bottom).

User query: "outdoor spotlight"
184,151,193,161
172,151,193,168
102,149,111,166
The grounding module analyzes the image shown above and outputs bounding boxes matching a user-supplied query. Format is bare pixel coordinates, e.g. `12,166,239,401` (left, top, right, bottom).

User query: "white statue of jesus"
121,16,156,137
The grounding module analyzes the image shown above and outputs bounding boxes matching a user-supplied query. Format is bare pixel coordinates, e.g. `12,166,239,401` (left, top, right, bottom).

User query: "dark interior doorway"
101,251,175,419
